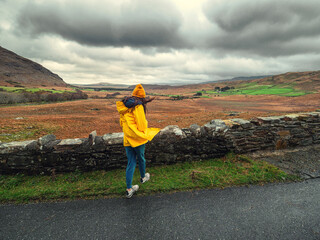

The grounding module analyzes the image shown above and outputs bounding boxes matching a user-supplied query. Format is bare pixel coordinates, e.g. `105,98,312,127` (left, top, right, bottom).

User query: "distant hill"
187,71,320,91
74,82,176,90
0,46,67,87
73,82,130,89
252,71,320,91
128,84,175,90
201,75,272,84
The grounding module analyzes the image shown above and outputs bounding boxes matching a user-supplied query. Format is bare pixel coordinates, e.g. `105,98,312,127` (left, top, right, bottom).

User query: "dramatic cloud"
17,0,186,48
0,0,320,85
203,0,320,56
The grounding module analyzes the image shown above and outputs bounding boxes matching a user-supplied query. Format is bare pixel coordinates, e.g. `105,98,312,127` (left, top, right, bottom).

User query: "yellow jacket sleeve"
133,105,148,132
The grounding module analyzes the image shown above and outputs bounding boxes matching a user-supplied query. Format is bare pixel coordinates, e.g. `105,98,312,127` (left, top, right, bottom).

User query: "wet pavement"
1,178,319,240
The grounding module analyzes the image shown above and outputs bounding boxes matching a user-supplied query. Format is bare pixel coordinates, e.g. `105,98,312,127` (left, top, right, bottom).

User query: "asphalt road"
1,179,320,240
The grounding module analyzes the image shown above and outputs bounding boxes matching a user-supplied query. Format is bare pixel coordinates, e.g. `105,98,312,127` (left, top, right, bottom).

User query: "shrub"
0,89,88,104
0,92,27,104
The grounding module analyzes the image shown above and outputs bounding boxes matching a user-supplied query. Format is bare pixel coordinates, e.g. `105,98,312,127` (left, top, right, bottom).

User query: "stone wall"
1,111,320,175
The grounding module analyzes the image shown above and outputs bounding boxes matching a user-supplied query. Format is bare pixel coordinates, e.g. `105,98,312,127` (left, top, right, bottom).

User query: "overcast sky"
1,0,320,85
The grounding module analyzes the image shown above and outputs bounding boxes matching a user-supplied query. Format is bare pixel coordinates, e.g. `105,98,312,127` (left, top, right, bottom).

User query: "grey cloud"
17,0,186,48
3,0,320,85
203,0,320,56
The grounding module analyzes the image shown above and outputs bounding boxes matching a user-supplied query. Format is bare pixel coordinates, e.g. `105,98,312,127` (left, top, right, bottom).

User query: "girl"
116,84,160,198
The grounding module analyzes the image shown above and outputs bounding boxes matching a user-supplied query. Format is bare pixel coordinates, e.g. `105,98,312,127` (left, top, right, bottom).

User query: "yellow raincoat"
116,99,160,148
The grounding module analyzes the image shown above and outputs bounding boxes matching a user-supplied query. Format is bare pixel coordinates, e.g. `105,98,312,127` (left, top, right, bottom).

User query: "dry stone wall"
1,111,320,175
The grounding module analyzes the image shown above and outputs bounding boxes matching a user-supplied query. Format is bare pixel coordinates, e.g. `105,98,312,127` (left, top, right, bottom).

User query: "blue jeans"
125,144,146,189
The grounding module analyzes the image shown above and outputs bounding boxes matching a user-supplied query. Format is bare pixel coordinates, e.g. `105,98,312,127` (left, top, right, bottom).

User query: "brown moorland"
1,91,319,141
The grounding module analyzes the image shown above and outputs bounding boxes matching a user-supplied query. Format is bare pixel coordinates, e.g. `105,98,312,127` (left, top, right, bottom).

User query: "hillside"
252,71,320,91
0,46,67,87
142,71,320,93
201,75,272,84
173,71,319,95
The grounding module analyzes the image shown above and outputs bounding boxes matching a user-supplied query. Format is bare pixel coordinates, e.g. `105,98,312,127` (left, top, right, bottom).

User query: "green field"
82,88,95,91
200,83,312,97
0,86,76,94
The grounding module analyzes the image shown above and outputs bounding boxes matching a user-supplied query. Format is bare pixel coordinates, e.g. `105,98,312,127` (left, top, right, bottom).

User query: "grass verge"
0,153,300,204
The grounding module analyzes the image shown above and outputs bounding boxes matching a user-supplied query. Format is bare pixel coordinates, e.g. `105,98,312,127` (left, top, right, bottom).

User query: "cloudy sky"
1,0,320,85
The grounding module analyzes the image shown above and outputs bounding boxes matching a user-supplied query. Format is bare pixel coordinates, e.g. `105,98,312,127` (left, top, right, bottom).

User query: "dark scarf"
122,96,147,113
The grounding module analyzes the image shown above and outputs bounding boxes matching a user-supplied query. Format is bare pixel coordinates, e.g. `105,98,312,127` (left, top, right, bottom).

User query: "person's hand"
146,96,156,103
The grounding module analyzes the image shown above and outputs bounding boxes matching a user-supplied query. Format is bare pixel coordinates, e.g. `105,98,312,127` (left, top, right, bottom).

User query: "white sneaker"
126,185,139,198
141,173,150,184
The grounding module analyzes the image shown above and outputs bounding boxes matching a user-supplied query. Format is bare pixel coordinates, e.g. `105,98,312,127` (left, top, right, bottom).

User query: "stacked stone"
224,112,320,153
147,124,229,165
0,131,127,175
0,111,319,175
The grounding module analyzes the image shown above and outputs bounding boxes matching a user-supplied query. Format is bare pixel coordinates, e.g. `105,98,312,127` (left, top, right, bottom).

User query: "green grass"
82,88,95,91
148,93,166,96
279,91,307,97
197,83,313,97
0,86,25,92
0,86,76,94
0,153,300,204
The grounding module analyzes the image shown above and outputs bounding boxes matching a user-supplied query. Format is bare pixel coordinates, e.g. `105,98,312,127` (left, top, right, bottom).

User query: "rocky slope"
0,46,67,87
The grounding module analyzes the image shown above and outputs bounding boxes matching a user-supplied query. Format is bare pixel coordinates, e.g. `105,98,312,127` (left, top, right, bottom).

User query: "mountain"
0,46,67,87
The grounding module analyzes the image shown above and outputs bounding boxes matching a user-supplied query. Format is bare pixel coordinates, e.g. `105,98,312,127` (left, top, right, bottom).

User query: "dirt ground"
0,92,319,140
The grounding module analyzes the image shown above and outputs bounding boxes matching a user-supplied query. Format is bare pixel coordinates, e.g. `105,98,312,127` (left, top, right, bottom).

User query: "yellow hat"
132,84,146,98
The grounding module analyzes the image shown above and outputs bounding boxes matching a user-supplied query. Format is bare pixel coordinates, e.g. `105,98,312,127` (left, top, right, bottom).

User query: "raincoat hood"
132,84,146,98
